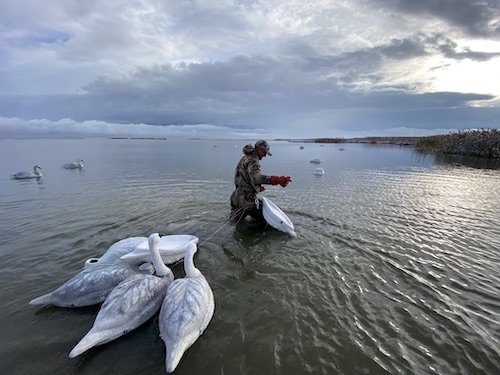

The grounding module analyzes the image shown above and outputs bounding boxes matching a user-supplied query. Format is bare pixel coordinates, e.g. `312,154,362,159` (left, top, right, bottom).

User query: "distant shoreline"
280,129,500,159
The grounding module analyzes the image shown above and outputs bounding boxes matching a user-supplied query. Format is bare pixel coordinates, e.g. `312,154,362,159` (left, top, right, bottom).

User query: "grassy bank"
415,129,500,159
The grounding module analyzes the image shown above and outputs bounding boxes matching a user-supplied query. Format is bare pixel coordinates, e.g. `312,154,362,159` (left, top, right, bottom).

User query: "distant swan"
12,165,42,179
63,159,84,169
29,261,153,308
159,242,215,373
69,233,174,358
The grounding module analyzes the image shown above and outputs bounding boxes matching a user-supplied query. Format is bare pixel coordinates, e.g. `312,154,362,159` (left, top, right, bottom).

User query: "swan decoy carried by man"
12,165,43,179
63,159,84,169
29,260,153,308
69,233,174,358
159,242,215,373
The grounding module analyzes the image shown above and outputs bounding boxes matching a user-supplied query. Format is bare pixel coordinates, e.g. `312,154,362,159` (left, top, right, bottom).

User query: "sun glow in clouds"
432,58,500,98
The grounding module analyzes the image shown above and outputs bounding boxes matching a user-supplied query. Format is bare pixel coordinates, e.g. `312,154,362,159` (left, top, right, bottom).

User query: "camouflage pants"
229,188,264,223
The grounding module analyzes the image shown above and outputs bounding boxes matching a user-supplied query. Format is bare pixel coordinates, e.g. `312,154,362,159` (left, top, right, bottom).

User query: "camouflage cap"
255,140,272,156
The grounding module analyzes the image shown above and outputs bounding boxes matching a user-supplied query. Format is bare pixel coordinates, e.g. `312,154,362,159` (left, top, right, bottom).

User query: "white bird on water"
12,165,42,179
159,242,215,373
69,233,174,358
63,159,84,169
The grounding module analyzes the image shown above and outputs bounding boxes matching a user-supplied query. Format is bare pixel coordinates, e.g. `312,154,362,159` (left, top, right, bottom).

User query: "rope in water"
198,204,253,246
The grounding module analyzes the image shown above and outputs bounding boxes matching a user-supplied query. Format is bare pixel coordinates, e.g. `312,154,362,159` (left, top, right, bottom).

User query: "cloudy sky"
1,0,499,139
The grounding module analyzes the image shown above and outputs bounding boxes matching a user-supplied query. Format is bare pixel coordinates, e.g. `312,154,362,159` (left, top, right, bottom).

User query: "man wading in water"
229,140,292,223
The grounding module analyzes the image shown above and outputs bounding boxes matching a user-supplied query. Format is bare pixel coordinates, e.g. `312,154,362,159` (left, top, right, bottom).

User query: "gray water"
0,139,499,375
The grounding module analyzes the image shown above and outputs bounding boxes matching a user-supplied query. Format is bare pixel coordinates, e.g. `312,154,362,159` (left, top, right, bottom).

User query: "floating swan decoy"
261,196,297,237
84,236,147,270
310,158,322,164
29,261,153,308
313,167,325,176
120,234,199,265
63,159,84,169
12,165,42,179
159,242,215,373
69,233,174,358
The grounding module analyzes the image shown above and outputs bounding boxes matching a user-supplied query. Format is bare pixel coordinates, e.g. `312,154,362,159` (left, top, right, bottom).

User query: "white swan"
120,234,199,265
29,261,153,308
63,159,84,169
159,242,215,373
69,233,174,358
84,236,147,270
12,165,42,179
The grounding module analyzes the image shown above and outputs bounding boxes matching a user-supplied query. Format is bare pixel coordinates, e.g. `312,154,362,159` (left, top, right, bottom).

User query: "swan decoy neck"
148,233,172,278
183,242,201,278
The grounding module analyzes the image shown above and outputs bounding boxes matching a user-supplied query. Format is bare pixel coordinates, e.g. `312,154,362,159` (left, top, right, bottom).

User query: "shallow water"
0,139,499,374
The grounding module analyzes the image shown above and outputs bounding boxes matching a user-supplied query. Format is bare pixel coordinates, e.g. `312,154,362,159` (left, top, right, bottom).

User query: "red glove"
270,176,292,187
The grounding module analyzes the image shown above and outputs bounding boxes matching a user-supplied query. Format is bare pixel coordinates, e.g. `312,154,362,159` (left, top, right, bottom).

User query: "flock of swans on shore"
11,159,84,179
29,233,214,373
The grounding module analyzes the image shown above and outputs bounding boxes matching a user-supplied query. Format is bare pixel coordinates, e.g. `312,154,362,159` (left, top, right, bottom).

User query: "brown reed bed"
415,129,500,159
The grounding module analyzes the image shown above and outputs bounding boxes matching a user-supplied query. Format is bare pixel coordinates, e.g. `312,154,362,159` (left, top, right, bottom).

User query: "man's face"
256,147,267,160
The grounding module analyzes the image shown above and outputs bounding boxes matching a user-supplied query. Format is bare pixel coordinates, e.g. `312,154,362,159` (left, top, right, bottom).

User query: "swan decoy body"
159,242,215,373
12,165,42,179
69,233,174,358
261,196,297,237
29,261,152,308
84,236,147,270
120,234,199,265
63,159,84,169
313,167,325,176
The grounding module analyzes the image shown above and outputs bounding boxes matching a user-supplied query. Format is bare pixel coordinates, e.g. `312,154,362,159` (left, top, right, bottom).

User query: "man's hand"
270,176,292,187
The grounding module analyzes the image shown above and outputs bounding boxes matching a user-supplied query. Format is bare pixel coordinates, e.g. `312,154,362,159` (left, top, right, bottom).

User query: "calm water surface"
0,139,499,375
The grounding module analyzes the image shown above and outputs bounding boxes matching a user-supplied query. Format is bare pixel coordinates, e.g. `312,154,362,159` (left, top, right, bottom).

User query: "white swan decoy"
84,236,147,270
120,234,199,265
159,242,215,373
261,196,297,237
63,159,84,169
313,167,325,176
69,233,174,358
12,165,42,179
29,261,153,308
310,158,322,164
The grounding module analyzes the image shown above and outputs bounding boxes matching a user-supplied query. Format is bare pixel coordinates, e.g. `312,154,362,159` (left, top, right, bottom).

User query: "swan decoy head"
35,165,42,170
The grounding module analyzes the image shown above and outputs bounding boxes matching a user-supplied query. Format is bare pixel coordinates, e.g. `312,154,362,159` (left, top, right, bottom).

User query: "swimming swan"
69,233,174,358
29,261,153,308
63,159,84,169
12,165,42,179
159,242,215,373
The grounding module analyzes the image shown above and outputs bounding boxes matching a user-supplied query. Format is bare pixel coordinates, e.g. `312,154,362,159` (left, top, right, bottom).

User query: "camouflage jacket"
233,144,272,193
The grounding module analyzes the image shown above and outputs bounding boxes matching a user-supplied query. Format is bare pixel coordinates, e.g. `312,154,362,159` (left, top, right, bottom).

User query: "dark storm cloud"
377,0,500,37
1,54,497,136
